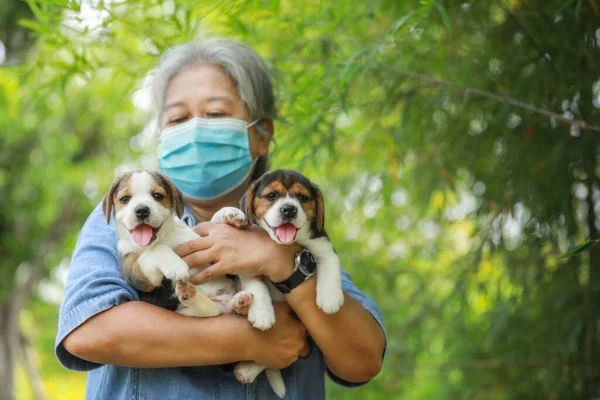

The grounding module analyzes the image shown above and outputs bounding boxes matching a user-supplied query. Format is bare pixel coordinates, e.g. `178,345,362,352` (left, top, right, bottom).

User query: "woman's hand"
174,222,299,283
245,302,310,369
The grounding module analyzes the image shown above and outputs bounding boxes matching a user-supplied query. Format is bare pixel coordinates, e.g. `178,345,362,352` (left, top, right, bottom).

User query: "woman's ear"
240,180,259,225
312,183,325,234
257,119,274,157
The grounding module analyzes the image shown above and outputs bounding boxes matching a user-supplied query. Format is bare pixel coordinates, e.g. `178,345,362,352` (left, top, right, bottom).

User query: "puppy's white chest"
196,276,237,299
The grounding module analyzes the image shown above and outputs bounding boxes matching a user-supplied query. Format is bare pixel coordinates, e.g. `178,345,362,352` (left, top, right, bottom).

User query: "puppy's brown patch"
252,181,285,221
102,171,134,223
289,182,316,221
289,182,311,198
119,251,157,292
114,183,133,215
149,171,184,218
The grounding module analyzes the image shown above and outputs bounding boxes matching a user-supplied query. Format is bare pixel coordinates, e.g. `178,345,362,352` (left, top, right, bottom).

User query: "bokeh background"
2,0,600,399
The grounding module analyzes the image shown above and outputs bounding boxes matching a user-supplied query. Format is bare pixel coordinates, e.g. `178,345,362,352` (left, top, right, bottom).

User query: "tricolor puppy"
216,169,344,317
102,170,285,398
242,169,344,314
211,169,344,390
102,170,229,316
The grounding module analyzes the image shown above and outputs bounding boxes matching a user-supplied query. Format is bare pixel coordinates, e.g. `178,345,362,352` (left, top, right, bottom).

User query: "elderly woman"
55,38,386,399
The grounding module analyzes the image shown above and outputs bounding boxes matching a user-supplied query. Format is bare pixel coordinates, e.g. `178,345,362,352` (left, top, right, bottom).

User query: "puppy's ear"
102,177,122,224
312,183,325,234
240,180,259,225
161,173,185,219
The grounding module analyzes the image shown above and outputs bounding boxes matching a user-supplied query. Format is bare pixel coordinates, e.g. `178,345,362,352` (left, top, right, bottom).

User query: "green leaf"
18,19,45,34
575,0,583,20
558,239,600,260
554,0,576,17
433,2,451,30
390,12,414,33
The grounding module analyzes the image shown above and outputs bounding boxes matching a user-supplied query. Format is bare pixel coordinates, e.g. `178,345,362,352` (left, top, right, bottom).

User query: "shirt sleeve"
326,267,387,388
54,203,140,371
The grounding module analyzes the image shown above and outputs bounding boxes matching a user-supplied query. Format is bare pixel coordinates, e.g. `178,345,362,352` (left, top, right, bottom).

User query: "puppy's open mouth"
266,221,297,244
130,224,161,247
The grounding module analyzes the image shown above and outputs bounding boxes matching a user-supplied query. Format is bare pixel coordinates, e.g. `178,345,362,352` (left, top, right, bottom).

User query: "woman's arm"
63,300,309,369
56,204,307,372
179,222,386,383
273,267,386,383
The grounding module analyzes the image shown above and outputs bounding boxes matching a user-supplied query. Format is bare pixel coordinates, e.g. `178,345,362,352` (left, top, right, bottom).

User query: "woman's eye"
168,116,188,125
265,192,278,201
206,111,226,118
152,193,164,201
298,195,310,202
120,196,131,204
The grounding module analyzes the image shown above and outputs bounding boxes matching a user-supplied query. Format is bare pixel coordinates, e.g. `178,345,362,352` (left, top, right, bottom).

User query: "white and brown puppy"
102,170,231,317
102,170,285,398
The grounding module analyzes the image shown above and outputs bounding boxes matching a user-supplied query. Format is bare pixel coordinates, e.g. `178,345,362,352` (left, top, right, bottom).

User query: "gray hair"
151,38,277,134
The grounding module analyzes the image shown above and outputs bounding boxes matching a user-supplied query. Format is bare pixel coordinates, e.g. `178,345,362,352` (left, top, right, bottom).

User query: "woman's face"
161,62,271,159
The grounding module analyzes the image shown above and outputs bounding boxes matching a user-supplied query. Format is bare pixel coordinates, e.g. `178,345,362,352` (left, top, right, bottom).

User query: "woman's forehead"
164,63,241,107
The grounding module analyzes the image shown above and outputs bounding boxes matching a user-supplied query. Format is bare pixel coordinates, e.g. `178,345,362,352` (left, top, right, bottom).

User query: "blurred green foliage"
2,0,600,399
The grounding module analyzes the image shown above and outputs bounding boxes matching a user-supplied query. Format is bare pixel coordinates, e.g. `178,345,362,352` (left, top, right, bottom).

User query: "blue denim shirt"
55,204,386,400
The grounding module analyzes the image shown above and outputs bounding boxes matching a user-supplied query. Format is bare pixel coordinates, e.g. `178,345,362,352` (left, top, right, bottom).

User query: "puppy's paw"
145,268,165,287
234,362,265,384
231,291,254,315
248,300,276,331
316,287,344,314
164,259,190,282
212,207,247,228
176,280,196,302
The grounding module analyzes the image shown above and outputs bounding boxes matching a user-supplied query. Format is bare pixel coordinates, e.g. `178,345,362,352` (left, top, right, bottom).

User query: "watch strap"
272,271,307,294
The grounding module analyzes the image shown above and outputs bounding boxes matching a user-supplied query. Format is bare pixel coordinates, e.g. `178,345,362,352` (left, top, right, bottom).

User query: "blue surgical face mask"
157,117,261,200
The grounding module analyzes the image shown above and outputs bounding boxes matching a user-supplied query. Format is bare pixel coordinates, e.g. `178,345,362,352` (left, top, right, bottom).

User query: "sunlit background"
2,0,600,399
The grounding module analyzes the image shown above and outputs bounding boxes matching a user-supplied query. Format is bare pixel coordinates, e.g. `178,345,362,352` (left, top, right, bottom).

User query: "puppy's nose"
280,205,297,218
135,206,150,220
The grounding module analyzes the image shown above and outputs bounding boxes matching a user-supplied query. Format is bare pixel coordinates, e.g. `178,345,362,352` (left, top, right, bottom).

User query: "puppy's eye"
298,194,310,202
264,192,278,201
152,193,164,201
119,196,131,204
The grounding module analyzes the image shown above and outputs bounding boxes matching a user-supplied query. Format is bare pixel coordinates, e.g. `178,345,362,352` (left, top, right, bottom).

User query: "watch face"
299,250,317,275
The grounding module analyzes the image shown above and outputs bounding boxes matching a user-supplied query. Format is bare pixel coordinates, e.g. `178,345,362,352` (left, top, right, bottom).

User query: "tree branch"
381,68,600,133
16,332,46,400
10,201,77,319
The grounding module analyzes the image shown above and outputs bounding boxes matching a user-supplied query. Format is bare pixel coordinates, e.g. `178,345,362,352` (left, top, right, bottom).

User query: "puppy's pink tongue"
132,224,153,247
276,223,297,243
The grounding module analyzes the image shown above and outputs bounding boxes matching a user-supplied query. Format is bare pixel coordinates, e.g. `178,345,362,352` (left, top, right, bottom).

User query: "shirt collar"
181,205,197,228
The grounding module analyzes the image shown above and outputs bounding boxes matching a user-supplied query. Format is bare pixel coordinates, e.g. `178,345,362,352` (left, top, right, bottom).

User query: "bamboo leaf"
434,2,451,30
558,239,600,260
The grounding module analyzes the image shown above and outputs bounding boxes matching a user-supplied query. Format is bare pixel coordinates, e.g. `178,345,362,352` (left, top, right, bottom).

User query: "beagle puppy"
241,168,344,314
215,169,344,325
102,170,285,398
212,169,344,390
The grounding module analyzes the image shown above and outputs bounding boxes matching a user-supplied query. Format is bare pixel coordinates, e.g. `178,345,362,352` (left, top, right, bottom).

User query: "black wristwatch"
271,249,317,294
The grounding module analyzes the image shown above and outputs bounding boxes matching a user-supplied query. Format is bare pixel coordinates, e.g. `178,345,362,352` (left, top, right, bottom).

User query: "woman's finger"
190,262,229,284
173,236,213,258
182,247,217,269
193,222,219,237
299,342,310,358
